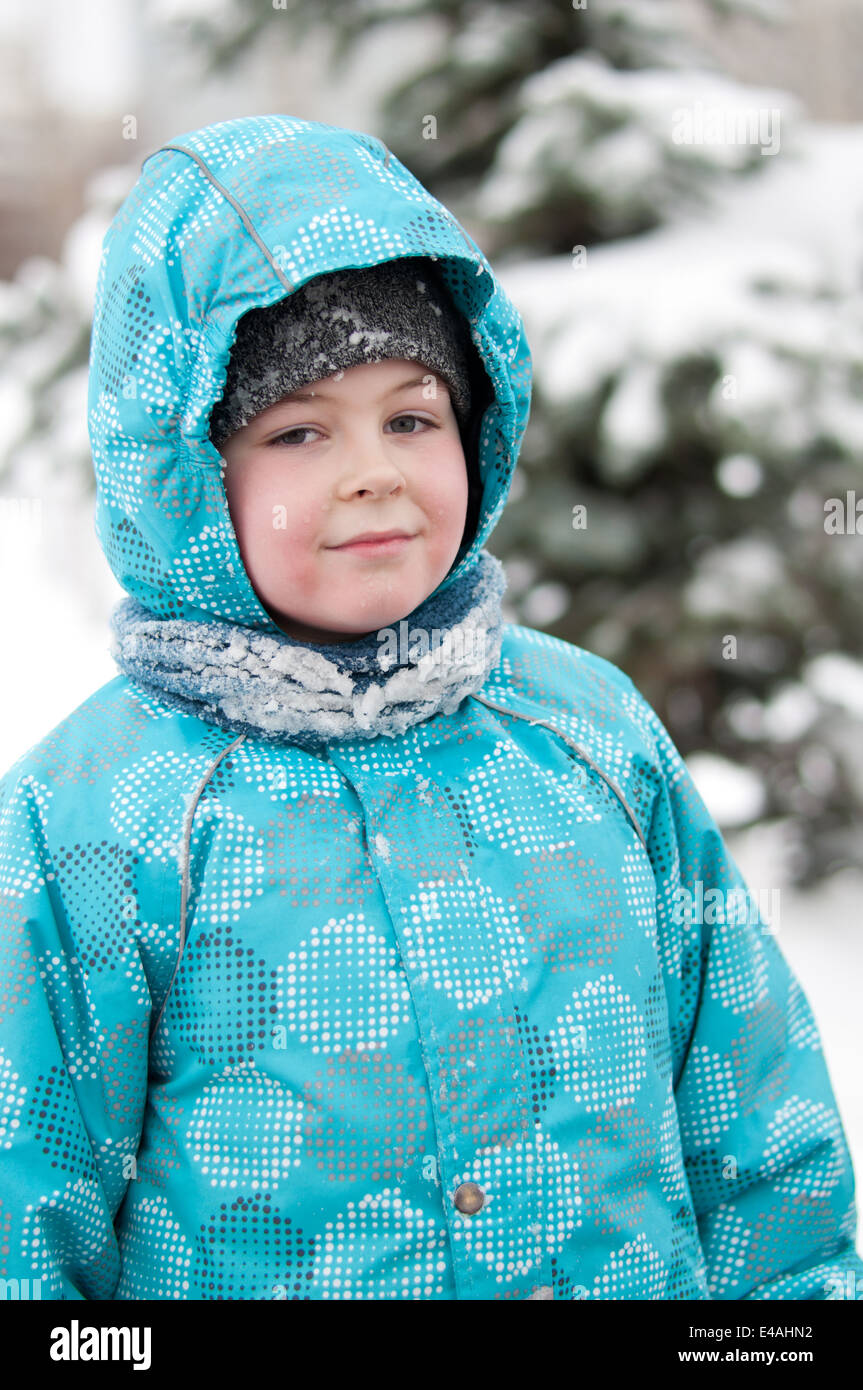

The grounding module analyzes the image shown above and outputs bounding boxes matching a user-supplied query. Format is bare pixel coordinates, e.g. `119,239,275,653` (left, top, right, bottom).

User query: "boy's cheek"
225,466,287,536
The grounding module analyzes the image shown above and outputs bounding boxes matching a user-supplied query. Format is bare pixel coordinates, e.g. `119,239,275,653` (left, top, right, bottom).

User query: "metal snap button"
453,1181,485,1214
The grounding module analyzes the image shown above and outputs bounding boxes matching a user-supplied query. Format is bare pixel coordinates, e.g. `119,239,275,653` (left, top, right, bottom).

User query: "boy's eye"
387,413,432,434
270,414,434,446
271,426,319,446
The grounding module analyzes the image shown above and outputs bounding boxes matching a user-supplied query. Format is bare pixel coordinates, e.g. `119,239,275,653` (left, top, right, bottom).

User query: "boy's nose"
337,445,407,498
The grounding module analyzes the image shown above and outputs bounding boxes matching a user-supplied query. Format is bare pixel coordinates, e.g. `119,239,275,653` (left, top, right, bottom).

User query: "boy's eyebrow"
276,373,449,405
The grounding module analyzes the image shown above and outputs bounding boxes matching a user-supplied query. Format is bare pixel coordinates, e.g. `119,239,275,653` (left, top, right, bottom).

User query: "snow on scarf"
109,549,507,747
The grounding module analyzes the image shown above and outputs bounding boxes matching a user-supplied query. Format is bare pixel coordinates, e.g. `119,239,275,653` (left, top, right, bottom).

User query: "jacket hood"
88,114,533,633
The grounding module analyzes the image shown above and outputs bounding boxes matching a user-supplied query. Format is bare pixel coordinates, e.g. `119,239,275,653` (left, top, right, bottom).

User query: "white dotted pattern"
279,913,413,1055
186,1062,305,1189
400,876,530,1011
548,975,648,1111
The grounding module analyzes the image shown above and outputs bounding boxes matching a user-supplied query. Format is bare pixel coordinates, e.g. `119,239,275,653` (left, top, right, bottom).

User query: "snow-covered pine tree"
165,0,863,884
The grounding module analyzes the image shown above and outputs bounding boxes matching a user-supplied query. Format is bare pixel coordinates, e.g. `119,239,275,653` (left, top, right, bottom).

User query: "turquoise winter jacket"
0,114,861,1302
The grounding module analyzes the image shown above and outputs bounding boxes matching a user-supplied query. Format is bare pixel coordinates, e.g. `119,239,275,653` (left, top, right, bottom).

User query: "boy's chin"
264,604,401,646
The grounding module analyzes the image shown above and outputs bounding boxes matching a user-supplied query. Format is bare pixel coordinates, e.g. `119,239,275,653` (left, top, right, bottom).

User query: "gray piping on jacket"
152,138,485,320
156,143,295,293
150,731,249,1039
469,691,649,852
369,136,391,169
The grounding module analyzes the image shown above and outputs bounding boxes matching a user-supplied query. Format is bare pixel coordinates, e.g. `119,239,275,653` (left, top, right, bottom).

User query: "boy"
0,113,860,1301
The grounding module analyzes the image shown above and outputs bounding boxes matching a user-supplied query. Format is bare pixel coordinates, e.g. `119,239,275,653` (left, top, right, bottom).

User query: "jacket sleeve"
0,757,150,1300
624,681,863,1301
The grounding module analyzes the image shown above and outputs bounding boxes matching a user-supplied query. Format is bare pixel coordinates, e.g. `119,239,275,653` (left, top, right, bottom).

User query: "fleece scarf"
109,550,507,748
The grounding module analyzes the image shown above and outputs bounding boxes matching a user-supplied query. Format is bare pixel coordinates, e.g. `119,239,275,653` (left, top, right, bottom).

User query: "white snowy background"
0,0,860,1194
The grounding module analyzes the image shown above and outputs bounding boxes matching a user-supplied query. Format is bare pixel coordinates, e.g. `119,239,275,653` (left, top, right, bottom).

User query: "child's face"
218,358,469,644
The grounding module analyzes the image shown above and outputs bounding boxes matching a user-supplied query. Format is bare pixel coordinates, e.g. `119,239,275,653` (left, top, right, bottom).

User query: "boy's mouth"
329,529,417,552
